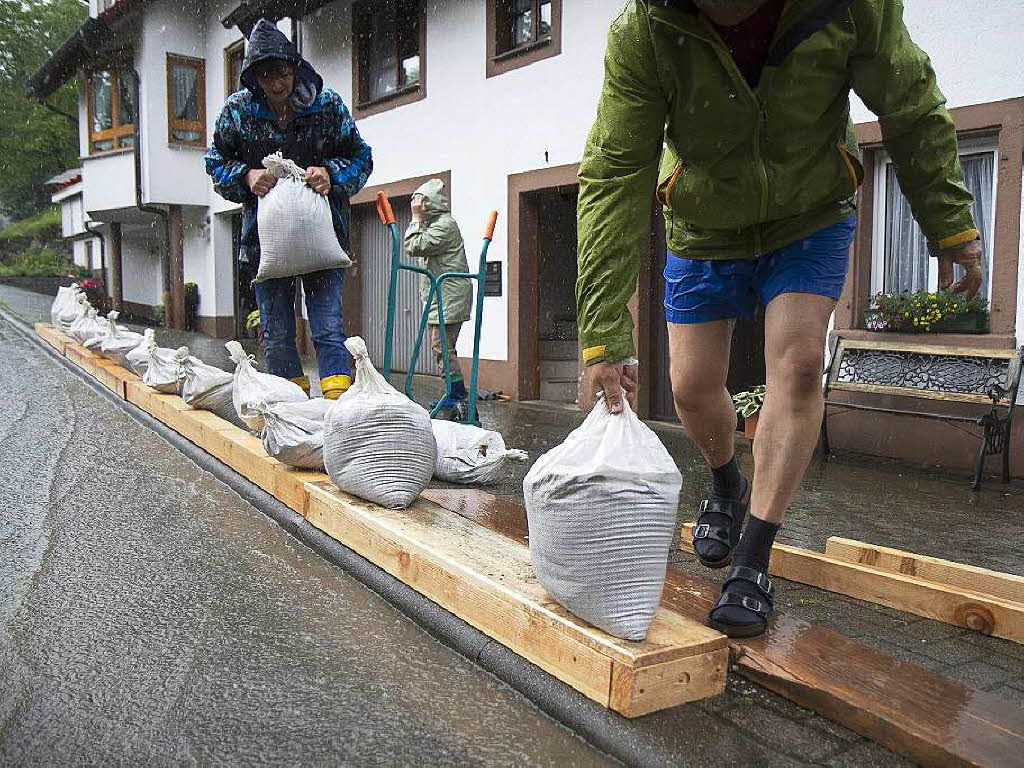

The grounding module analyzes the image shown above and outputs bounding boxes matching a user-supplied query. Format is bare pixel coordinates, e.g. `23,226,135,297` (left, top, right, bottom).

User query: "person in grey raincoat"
404,179,473,408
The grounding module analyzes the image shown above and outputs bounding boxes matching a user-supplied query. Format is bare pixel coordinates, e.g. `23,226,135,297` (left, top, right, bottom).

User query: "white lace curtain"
883,151,994,296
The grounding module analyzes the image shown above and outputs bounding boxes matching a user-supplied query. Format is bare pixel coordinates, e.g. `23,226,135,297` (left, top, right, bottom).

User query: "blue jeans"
253,267,351,380
664,216,857,323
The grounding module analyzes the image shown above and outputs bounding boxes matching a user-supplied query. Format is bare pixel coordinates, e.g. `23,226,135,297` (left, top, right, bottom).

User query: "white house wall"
205,0,249,218
138,0,211,206
120,229,164,306
849,0,1022,121
182,207,224,318
82,150,138,215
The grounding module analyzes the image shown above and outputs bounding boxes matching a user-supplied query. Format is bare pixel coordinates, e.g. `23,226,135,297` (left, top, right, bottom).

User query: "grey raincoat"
404,180,472,325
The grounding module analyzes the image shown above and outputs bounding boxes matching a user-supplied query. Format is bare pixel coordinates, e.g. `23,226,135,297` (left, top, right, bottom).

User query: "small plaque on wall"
484,261,503,297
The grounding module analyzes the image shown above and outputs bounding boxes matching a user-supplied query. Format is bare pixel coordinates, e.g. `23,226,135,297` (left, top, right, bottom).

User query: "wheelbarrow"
375,190,497,427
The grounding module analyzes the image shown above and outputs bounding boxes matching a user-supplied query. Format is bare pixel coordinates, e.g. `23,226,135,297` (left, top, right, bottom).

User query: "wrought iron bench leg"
1003,424,1012,483
973,440,986,491
821,410,831,456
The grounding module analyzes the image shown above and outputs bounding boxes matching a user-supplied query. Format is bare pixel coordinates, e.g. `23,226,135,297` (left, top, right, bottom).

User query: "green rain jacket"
577,0,979,365
405,179,473,325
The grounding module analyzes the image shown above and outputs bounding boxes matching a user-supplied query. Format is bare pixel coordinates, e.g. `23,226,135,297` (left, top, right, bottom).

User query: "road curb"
3,309,678,768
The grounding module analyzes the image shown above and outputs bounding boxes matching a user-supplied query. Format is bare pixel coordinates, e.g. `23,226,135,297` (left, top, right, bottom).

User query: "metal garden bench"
822,338,1023,490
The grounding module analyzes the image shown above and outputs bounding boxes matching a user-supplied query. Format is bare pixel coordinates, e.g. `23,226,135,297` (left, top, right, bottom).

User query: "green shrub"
0,247,70,277
0,209,61,241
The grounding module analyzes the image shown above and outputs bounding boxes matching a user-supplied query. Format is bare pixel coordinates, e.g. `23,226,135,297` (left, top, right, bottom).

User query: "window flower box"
864,290,989,334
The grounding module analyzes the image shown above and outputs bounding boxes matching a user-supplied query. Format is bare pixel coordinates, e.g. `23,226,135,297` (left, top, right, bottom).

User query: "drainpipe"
129,67,172,327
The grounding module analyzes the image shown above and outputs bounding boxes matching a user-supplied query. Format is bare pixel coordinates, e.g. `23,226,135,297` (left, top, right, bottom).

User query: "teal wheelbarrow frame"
376,191,497,427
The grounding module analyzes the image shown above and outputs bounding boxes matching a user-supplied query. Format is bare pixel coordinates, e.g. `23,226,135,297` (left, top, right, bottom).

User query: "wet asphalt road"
0,316,610,765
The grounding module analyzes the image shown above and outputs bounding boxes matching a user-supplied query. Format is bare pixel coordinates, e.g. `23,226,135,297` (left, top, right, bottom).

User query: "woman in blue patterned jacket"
205,18,373,399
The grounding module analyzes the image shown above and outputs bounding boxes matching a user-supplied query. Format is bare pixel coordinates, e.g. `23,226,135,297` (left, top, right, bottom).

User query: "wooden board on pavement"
35,322,70,354
825,537,1024,605
305,481,728,716
681,524,1024,643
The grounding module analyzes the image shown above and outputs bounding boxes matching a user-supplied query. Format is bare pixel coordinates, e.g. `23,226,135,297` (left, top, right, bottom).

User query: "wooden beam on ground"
35,322,69,354
47,330,728,717
61,338,130,398
432,489,1024,767
305,482,727,716
681,524,1024,644
825,537,1024,606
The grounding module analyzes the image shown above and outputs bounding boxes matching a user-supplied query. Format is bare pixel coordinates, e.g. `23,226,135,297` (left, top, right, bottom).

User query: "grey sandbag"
522,398,682,641
254,397,333,468
177,349,247,429
96,311,144,368
323,336,435,509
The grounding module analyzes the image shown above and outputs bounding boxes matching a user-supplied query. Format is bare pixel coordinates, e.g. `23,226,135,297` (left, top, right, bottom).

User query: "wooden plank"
610,648,729,718
64,340,103,376
437,489,1024,766
304,482,726,714
829,381,995,404
274,468,327,517
840,338,1018,358
681,524,1024,643
93,359,130,399
825,538,1024,606
35,322,69,354
660,573,1024,768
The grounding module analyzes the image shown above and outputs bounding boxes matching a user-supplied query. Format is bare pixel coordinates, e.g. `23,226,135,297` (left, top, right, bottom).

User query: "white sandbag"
177,349,247,428
255,151,352,282
127,330,186,393
51,284,81,331
523,398,682,642
66,295,92,340
254,397,333,468
431,421,528,485
124,328,155,376
96,311,144,368
226,339,307,431
323,336,435,509
78,308,109,348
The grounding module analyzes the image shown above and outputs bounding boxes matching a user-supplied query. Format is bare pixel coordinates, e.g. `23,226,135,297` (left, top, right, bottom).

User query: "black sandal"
691,477,749,569
707,565,774,638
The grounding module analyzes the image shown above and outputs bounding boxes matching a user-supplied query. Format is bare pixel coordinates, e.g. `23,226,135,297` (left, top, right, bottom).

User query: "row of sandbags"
53,286,677,642
53,286,525,494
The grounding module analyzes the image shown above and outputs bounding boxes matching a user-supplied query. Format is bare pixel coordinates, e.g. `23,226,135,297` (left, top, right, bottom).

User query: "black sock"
714,516,781,627
710,457,744,500
694,458,748,563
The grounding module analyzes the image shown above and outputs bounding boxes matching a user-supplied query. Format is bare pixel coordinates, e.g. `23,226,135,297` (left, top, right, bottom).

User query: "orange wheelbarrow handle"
376,191,395,226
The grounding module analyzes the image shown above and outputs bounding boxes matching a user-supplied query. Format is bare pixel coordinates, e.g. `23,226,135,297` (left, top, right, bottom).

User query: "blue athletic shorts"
663,216,857,323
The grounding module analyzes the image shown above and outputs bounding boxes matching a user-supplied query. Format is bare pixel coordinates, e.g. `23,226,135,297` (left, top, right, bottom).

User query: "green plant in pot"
732,385,765,440
184,282,200,331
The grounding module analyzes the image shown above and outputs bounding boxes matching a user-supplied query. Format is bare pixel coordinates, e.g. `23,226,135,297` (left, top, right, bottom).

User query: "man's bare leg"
668,319,750,565
751,292,837,524
668,318,736,467
708,292,836,636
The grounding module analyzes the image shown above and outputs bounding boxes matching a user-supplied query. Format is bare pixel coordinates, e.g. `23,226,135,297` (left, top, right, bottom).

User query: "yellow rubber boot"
321,374,352,400
289,375,310,396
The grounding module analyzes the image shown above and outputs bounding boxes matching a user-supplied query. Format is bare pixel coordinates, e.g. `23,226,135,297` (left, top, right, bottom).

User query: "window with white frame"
871,138,997,301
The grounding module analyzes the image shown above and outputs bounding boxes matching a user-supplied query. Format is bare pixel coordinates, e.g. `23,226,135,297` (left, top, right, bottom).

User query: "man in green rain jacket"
577,0,984,637
405,179,473,410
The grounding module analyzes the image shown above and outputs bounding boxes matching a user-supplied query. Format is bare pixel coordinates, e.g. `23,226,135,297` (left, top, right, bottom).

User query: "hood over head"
411,179,450,220
240,18,323,110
